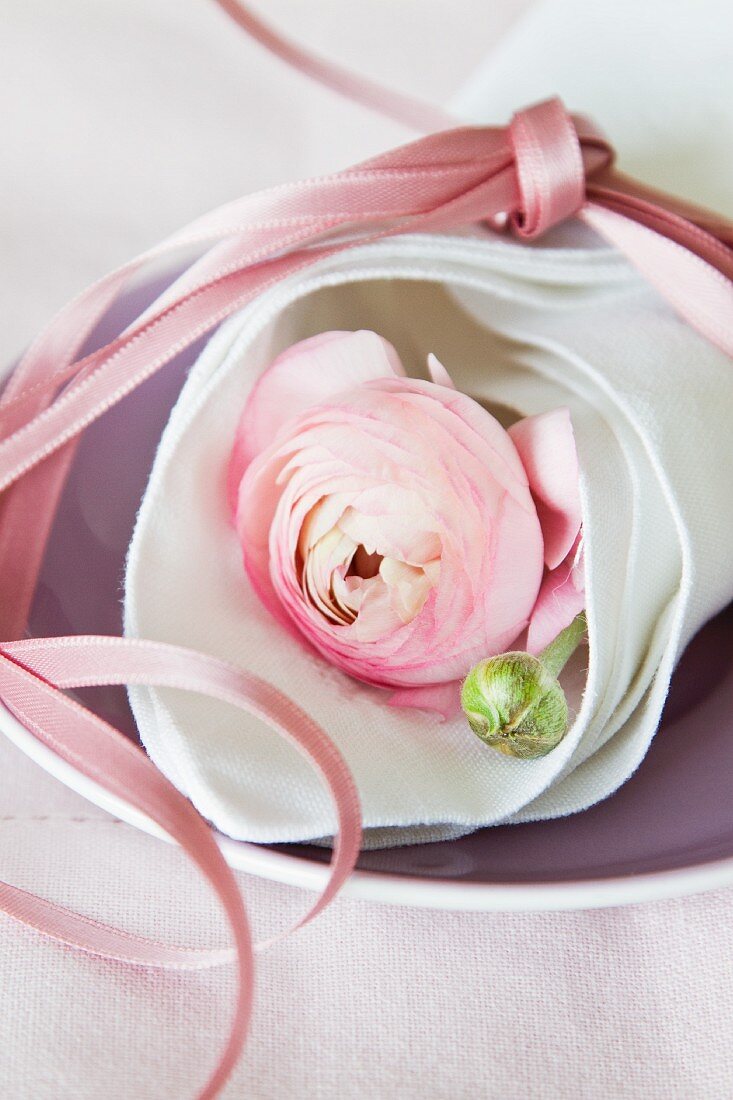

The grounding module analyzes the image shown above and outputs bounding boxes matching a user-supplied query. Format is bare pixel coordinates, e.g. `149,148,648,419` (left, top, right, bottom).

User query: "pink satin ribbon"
210,0,455,132
1,2,733,1097
0,636,362,1099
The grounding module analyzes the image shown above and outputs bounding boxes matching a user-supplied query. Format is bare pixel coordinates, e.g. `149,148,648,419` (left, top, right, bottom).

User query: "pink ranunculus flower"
228,330,584,716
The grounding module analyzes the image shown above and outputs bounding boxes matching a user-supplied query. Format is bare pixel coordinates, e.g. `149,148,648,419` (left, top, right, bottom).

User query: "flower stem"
538,612,587,679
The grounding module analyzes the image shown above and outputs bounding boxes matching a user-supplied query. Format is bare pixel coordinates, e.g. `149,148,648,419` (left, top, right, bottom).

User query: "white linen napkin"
124,229,733,844
124,0,733,845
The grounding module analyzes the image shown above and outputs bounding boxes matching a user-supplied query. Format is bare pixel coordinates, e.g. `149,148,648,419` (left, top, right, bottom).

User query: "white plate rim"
3,698,732,913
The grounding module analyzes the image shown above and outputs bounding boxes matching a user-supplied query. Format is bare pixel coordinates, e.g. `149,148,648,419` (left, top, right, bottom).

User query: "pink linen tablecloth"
2,3,733,1097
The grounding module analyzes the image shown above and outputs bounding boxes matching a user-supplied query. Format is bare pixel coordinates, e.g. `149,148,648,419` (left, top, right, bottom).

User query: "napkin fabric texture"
124,229,733,845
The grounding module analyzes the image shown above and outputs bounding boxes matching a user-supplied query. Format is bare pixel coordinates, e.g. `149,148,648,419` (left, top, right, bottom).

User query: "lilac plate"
6,276,733,911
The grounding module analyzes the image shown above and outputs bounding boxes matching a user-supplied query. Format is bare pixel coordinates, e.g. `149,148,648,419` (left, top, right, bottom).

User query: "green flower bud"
461,652,568,759
460,614,586,760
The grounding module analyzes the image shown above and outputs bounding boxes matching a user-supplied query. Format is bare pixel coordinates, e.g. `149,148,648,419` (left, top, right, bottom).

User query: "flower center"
346,546,383,581
296,500,441,638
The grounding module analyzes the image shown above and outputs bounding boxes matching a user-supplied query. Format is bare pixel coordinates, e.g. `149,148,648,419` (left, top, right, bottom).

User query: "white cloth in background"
2,803,733,1100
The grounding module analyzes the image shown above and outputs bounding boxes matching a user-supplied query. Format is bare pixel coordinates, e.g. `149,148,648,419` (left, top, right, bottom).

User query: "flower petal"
426,353,456,390
388,681,462,720
228,330,404,509
526,554,585,655
509,408,582,570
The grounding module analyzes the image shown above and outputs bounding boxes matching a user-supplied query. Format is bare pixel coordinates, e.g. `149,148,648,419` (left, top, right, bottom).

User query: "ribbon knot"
509,97,592,239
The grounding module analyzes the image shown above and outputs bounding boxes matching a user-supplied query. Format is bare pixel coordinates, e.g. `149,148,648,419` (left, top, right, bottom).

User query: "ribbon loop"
509,96,587,239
